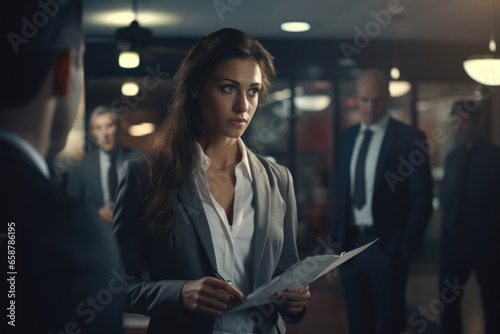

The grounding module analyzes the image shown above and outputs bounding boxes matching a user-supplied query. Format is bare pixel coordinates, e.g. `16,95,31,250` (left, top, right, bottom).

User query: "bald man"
330,69,433,333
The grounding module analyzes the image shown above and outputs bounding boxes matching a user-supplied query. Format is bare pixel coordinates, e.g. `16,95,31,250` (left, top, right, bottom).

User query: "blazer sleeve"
112,159,187,317
274,167,300,276
273,166,308,324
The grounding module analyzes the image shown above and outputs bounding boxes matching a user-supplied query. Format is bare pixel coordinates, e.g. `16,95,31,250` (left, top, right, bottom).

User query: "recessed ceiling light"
294,95,331,112
389,81,411,97
119,51,140,68
280,22,310,33
129,123,156,137
390,67,401,80
86,11,180,26
121,82,139,96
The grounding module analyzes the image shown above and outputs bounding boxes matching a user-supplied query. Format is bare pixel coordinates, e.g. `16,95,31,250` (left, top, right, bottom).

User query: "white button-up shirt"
193,139,258,333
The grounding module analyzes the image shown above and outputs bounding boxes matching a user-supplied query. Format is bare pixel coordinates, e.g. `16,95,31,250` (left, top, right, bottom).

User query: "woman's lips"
227,118,247,127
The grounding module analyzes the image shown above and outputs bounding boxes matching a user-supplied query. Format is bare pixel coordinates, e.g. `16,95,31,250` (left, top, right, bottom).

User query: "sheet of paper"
228,238,378,312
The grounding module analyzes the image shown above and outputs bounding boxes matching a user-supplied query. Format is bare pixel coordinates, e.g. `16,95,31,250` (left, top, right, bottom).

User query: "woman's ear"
52,48,72,97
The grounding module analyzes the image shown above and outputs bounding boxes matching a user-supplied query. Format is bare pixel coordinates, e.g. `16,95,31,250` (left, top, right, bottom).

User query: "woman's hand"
181,277,244,317
272,284,311,314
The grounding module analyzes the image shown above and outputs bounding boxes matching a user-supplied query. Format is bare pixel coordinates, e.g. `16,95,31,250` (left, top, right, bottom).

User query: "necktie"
108,156,118,202
353,129,373,209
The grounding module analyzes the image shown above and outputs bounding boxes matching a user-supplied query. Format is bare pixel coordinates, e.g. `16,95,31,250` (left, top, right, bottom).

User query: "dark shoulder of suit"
68,146,145,179
391,118,424,137
73,148,100,171
122,146,146,160
0,144,124,334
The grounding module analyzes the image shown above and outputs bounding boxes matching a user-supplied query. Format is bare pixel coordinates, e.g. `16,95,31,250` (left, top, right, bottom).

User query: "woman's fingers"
208,277,245,300
181,277,244,316
276,284,310,300
272,284,311,314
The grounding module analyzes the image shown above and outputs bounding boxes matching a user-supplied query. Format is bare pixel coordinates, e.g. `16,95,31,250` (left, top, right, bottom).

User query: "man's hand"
181,277,244,317
272,284,310,314
98,203,113,226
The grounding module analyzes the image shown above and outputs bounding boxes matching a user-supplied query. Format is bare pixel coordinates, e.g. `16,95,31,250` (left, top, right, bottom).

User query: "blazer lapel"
344,125,359,196
176,177,217,270
247,152,272,289
90,152,105,206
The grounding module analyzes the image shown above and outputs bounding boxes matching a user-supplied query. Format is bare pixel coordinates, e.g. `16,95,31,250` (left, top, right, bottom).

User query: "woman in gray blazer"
112,28,310,334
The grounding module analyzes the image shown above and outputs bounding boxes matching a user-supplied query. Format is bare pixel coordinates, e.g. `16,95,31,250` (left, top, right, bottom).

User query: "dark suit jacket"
0,139,124,333
66,146,144,210
331,118,434,255
439,139,500,254
112,149,304,334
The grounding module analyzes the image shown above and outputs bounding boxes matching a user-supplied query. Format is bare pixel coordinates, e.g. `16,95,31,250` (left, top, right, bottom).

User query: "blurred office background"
55,1,500,333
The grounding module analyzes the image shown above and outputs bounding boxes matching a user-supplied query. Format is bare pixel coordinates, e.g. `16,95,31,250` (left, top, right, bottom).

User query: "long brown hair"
145,28,277,235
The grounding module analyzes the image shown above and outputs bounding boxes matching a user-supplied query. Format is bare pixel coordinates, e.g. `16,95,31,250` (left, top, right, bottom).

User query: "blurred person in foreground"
329,68,434,333
0,1,124,333
66,105,144,226
438,100,500,334
112,27,310,333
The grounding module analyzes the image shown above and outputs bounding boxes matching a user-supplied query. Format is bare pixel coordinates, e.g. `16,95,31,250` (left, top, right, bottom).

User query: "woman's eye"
249,87,260,96
221,85,235,93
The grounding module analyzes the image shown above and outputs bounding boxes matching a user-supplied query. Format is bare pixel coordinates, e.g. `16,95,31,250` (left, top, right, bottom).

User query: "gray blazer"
112,149,305,333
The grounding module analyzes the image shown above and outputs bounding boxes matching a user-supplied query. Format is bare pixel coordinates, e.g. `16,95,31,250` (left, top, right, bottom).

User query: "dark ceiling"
82,0,500,82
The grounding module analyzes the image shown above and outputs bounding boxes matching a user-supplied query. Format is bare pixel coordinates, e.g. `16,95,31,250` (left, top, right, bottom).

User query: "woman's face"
194,58,262,140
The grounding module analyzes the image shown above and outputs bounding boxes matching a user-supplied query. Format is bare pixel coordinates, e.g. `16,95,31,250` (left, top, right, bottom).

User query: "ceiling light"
389,81,411,97
391,47,401,80
489,39,496,52
121,82,139,96
463,0,500,86
294,95,331,111
281,22,310,33
390,66,400,80
463,58,500,86
128,123,156,137
119,51,140,68
86,11,180,27
272,89,292,102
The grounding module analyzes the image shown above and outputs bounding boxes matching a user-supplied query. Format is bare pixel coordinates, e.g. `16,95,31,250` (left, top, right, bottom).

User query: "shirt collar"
194,138,252,182
360,113,390,133
194,142,211,174
236,138,252,182
99,146,122,163
0,130,51,179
